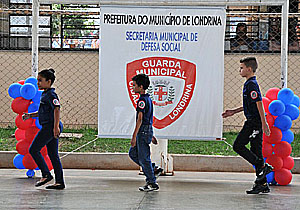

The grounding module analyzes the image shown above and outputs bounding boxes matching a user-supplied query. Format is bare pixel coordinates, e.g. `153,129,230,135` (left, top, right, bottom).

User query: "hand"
222,110,235,118
152,136,158,145
263,123,270,136
22,113,30,121
131,136,136,147
53,126,60,139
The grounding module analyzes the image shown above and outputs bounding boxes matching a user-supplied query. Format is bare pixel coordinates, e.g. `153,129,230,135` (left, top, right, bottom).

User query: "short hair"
240,57,258,72
38,68,56,85
132,74,150,90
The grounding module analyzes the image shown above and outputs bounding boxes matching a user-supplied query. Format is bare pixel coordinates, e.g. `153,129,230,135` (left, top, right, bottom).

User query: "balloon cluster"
8,77,53,177
262,87,299,185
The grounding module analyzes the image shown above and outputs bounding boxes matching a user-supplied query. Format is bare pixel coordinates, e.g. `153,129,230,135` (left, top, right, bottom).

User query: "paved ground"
0,169,299,210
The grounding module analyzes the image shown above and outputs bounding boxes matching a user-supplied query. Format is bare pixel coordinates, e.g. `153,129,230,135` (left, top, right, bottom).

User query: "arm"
256,101,270,136
53,107,60,138
22,112,38,120
222,107,243,118
131,112,143,147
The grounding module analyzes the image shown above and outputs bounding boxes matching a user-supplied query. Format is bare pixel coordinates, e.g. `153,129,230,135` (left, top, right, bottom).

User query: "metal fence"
1,2,300,132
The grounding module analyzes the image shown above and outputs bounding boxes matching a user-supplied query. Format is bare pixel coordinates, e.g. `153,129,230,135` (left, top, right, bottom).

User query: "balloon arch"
8,77,53,178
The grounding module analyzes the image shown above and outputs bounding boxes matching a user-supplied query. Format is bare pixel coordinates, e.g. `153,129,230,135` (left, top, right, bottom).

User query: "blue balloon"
284,104,300,120
59,121,63,133
32,90,43,104
28,103,39,113
35,119,42,129
266,171,274,184
25,77,38,90
8,83,22,99
292,95,300,107
274,115,292,131
20,83,37,100
269,100,285,116
282,129,294,144
13,154,25,169
278,88,294,105
26,169,35,178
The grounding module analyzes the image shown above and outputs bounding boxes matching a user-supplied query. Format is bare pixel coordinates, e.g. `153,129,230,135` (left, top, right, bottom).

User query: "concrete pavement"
0,169,300,210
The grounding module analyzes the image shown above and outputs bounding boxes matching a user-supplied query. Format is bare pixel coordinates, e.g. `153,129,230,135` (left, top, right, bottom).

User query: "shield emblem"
126,57,196,129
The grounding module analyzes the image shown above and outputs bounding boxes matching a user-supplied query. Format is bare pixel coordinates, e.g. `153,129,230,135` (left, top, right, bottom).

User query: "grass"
1,128,300,157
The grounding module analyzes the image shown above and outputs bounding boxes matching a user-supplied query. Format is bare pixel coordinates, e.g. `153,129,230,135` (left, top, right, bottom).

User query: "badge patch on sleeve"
53,99,60,106
250,91,258,99
138,101,145,109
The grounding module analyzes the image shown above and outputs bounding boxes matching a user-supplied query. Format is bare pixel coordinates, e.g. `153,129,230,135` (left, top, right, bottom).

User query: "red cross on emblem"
154,86,168,101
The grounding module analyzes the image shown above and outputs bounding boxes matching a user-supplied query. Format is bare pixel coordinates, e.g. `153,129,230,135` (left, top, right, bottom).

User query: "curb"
1,151,299,173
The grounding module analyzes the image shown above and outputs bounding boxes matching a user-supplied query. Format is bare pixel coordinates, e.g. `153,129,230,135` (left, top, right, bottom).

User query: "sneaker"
246,183,270,194
35,174,53,187
45,183,65,190
262,183,270,193
256,163,273,183
139,183,159,192
154,167,163,178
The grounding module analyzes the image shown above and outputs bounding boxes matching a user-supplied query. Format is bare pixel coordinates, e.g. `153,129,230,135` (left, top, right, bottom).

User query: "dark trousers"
129,125,156,184
29,123,64,184
233,119,264,171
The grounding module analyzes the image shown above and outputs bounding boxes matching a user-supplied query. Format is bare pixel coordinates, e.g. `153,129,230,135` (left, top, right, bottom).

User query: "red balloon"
266,113,275,127
262,97,271,113
44,155,53,171
15,114,33,130
25,126,40,143
11,97,31,115
266,154,283,171
15,128,25,141
263,133,270,143
283,156,294,170
262,142,273,158
41,146,48,156
274,141,292,158
265,127,282,144
16,139,31,155
275,168,292,185
266,88,280,101
18,80,25,85
23,154,37,170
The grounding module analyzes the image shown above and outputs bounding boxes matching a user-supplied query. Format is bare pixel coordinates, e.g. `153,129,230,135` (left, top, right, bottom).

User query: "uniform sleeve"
50,92,61,108
136,99,146,113
247,82,262,103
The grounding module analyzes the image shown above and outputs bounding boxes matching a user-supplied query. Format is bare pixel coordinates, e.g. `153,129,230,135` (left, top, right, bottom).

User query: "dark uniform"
233,76,265,172
129,93,156,184
29,88,64,185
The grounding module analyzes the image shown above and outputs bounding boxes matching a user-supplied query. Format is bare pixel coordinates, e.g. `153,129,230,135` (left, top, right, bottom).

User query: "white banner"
99,6,225,140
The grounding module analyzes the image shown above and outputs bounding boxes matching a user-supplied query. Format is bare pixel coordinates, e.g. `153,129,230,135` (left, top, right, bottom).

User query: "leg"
129,146,140,166
29,125,52,178
46,137,64,184
233,122,262,166
250,129,264,171
136,129,156,184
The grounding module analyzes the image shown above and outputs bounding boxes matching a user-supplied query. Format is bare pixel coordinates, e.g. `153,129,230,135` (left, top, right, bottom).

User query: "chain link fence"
0,2,300,132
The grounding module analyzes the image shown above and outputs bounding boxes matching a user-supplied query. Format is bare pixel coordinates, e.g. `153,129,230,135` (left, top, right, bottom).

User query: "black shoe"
35,175,53,187
154,167,163,178
256,163,273,183
262,183,270,193
45,183,65,190
246,183,270,194
139,183,159,192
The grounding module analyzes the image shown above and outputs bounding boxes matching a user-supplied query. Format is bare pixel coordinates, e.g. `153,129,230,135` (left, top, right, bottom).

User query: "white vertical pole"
32,0,39,78
281,0,289,88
